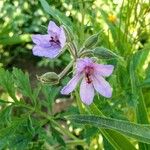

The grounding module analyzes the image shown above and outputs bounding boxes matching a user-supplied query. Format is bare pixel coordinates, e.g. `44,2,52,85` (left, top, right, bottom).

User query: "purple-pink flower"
32,21,66,58
61,58,114,105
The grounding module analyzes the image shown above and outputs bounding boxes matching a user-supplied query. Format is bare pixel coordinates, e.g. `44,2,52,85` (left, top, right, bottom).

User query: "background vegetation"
0,0,150,149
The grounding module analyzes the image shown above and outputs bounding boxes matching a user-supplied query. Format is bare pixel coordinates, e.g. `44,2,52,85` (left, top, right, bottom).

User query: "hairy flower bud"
37,72,59,85
83,33,99,49
93,47,120,59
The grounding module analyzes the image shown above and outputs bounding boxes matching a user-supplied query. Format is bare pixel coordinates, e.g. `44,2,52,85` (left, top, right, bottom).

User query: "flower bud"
93,47,123,60
62,25,74,42
83,33,99,49
37,72,59,85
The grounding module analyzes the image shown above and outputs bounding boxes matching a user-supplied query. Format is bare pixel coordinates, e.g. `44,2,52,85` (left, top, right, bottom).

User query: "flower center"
49,36,60,45
84,66,94,84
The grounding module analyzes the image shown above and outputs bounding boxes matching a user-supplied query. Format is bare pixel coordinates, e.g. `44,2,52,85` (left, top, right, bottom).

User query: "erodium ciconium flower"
61,58,114,105
32,21,66,58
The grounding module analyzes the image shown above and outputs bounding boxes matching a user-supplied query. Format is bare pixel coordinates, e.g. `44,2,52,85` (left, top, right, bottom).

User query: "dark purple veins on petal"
49,36,60,46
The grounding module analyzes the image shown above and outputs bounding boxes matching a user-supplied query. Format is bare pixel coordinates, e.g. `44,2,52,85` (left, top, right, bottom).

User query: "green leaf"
0,117,30,149
67,115,150,144
39,0,72,27
0,99,12,105
0,34,31,46
130,53,150,149
89,103,136,150
0,68,17,101
12,68,35,105
41,85,60,111
27,115,35,135
51,126,66,147
140,78,150,88
83,33,99,49
0,105,13,127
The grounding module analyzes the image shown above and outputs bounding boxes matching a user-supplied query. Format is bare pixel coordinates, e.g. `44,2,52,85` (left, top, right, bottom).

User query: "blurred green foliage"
0,0,150,149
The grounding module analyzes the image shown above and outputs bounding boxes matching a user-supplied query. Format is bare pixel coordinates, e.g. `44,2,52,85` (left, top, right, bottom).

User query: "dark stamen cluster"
49,36,60,45
84,66,94,84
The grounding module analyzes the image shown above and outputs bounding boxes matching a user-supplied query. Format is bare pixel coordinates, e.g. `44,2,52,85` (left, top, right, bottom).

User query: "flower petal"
32,34,50,47
76,58,94,73
92,74,112,98
32,45,60,58
61,74,81,95
59,27,66,48
48,21,60,35
94,64,114,77
80,78,94,105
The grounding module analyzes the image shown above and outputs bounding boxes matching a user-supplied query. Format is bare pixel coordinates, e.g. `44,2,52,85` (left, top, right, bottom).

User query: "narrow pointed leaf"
67,115,150,144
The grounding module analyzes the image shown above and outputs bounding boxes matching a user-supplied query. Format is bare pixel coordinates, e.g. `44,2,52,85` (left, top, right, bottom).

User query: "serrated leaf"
0,68,17,101
12,68,35,105
51,126,66,147
0,105,13,127
0,117,28,149
41,85,60,111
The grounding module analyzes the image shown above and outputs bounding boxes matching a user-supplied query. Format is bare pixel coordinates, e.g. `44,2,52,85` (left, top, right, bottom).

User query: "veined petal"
80,78,94,105
61,74,81,95
48,21,60,35
32,45,60,58
92,74,112,98
94,64,114,77
32,34,50,47
76,58,93,73
59,27,66,48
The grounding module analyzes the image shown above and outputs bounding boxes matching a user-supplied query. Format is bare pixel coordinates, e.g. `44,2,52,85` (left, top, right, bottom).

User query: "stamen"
85,74,92,84
49,36,60,45
84,66,94,84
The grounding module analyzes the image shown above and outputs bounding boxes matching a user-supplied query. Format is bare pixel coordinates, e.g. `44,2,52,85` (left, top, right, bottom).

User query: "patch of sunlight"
135,143,139,149
4,16,10,22
69,125,73,132
23,2,29,10
9,32,14,37
26,44,32,49
144,0,150,3
74,128,82,136
1,93,13,104
113,0,124,5
61,124,65,128
14,0,19,7
63,3,72,10
98,134,103,145
63,2,90,25
0,1,3,9
41,16,47,22
56,99,61,103
66,11,70,17
0,63,3,67
16,8,21,14
35,9,43,16
67,120,70,125
143,51,150,70
4,51,9,57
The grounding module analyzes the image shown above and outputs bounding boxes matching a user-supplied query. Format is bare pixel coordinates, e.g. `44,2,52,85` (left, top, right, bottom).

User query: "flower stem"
59,60,74,79
68,42,78,59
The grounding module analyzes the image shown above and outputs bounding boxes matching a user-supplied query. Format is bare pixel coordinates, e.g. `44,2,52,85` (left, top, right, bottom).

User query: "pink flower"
61,58,114,105
32,21,66,58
